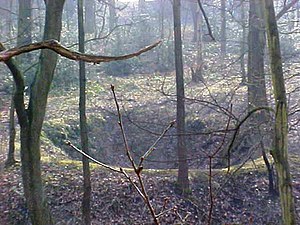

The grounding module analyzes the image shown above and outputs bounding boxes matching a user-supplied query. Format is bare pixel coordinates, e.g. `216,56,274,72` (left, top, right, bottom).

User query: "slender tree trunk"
191,5,204,83
78,0,92,224
264,0,296,224
17,0,33,90
173,0,189,192
139,0,148,47
5,88,16,168
190,3,199,43
240,0,246,83
220,0,226,56
84,0,95,34
109,0,116,33
159,0,165,39
5,0,33,168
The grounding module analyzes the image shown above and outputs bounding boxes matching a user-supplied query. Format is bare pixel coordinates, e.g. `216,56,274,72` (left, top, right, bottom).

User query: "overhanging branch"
0,39,161,63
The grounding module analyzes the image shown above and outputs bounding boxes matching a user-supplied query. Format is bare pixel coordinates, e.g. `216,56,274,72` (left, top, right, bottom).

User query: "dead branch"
0,39,161,63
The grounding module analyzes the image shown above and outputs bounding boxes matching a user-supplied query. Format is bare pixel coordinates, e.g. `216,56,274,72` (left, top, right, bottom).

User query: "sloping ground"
1,156,299,225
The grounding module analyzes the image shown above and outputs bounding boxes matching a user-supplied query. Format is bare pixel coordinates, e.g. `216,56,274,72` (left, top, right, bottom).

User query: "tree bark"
173,0,189,192
78,0,92,224
263,0,296,224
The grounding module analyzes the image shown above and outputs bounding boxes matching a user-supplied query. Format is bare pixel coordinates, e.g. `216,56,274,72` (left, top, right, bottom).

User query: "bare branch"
0,39,161,63
111,86,160,225
196,0,216,41
66,141,123,173
226,106,274,172
276,0,299,20
111,85,137,171
138,120,176,168
66,141,146,201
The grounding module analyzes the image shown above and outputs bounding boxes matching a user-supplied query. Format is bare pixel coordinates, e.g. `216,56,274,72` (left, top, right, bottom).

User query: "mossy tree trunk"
263,0,296,224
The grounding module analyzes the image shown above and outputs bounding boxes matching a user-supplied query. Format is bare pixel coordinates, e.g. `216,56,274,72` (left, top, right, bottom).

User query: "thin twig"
138,120,176,168
111,85,137,171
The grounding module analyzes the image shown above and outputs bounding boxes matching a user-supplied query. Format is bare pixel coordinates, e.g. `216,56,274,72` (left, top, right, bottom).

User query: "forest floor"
0,67,300,224
0,155,300,224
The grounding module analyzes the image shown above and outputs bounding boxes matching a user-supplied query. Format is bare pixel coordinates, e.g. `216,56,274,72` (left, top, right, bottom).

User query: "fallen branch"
0,39,161,63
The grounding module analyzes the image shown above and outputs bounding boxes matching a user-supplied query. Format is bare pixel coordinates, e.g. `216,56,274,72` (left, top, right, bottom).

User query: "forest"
0,0,299,224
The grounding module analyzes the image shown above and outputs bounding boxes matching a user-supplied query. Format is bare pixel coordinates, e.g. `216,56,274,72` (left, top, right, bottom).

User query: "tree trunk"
17,1,65,224
5,89,16,168
190,3,199,43
108,0,116,33
263,0,296,224
220,0,226,56
248,0,276,193
191,4,204,83
84,0,95,34
159,0,165,39
78,0,92,224
17,0,32,47
139,0,148,48
6,0,33,167
247,0,269,124
17,0,33,93
173,0,189,192
240,0,246,83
